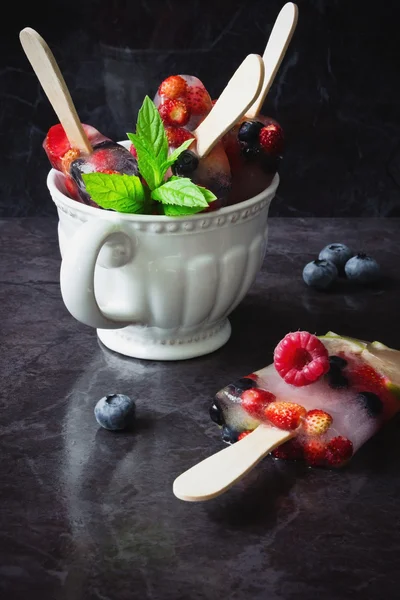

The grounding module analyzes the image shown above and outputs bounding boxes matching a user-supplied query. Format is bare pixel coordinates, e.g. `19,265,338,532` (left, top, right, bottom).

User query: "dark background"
2,0,400,217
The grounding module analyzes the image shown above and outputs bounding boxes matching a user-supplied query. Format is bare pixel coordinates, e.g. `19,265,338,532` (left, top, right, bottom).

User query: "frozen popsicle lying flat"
173,331,400,501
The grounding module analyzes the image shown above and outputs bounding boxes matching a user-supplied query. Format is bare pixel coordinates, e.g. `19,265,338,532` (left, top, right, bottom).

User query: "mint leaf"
128,133,163,191
151,178,209,208
159,138,195,176
81,173,146,214
197,185,217,204
135,95,168,164
162,204,205,216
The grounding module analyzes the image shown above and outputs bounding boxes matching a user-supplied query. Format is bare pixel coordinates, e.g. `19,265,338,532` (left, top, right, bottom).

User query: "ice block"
173,331,400,501
151,57,265,210
20,28,138,206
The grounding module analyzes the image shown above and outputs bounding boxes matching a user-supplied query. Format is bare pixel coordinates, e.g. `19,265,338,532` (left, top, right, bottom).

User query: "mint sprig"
82,97,217,216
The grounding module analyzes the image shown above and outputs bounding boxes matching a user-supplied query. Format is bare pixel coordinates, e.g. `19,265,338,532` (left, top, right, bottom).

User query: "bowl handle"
60,218,135,329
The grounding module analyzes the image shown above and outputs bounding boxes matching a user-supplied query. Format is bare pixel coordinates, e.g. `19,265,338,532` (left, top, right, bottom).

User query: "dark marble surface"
2,0,400,217
1,216,400,599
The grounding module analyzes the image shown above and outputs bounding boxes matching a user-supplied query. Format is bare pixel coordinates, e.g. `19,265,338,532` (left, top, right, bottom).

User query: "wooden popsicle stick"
245,2,298,119
173,424,294,502
193,54,265,158
19,27,92,154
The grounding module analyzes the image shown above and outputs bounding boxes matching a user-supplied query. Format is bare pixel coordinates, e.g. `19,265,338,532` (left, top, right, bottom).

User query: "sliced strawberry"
302,409,333,436
274,331,330,387
129,143,137,158
259,122,284,156
264,401,306,430
325,436,353,467
186,85,213,116
165,126,194,148
158,75,188,99
63,175,80,200
159,99,190,127
303,439,327,467
271,438,304,460
241,388,275,419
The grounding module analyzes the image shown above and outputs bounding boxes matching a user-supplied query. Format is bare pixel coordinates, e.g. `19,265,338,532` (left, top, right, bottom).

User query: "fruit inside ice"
222,114,284,205
43,124,138,205
210,331,400,468
152,74,232,209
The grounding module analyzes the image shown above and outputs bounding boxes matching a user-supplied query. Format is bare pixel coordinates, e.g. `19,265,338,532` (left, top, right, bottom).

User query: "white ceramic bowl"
47,144,279,360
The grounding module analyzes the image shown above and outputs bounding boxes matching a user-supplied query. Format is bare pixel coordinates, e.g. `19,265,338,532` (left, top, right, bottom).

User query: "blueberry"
344,253,381,284
238,120,264,145
94,394,136,431
221,426,239,444
325,365,349,389
209,400,225,426
356,391,383,416
228,377,258,395
302,259,338,290
171,150,199,176
329,355,348,369
318,243,353,272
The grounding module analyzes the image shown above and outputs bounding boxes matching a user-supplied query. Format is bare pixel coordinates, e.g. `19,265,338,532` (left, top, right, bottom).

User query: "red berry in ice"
158,75,188,99
325,436,353,467
186,85,212,115
165,126,194,148
274,331,330,387
259,122,284,156
241,388,276,418
264,401,306,430
271,438,304,460
302,409,333,436
303,439,327,467
159,99,190,127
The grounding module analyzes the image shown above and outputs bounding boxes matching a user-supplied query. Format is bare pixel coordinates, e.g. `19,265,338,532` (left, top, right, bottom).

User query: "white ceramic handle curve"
60,218,134,330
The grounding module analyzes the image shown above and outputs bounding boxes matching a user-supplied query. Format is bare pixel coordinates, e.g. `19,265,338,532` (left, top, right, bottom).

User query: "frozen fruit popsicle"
173,331,400,501
150,55,265,210
20,28,138,206
223,2,298,204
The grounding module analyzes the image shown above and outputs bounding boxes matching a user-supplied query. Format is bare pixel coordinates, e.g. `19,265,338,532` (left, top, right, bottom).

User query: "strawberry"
238,431,252,441
158,75,188,99
64,175,79,200
259,122,284,156
129,143,137,158
241,388,276,418
158,99,190,127
325,436,353,467
186,85,213,116
303,439,327,467
165,126,194,148
245,373,259,382
274,331,330,387
264,401,306,430
302,409,333,436
43,123,107,171
271,438,304,460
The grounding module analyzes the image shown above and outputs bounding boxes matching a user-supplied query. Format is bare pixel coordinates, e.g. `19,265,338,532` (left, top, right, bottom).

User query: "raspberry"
302,409,333,436
264,401,306,430
273,331,330,386
259,122,284,156
303,439,327,467
186,85,212,116
159,99,190,127
165,126,194,148
238,431,252,441
241,388,276,419
158,75,188,99
271,438,304,460
325,436,353,467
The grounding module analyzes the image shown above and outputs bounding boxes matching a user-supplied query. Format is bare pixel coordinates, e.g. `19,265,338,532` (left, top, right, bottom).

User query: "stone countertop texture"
1,216,400,600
